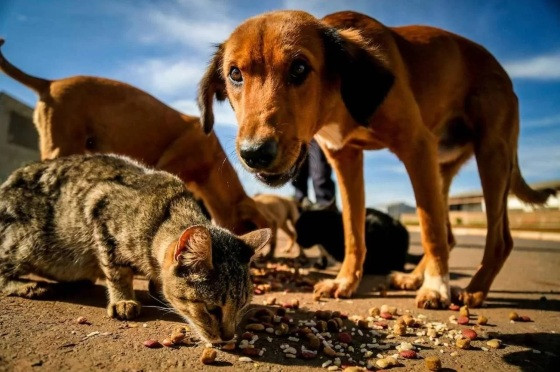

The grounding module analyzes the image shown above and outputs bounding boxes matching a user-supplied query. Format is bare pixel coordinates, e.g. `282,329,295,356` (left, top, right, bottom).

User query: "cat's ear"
239,228,272,260
175,225,213,270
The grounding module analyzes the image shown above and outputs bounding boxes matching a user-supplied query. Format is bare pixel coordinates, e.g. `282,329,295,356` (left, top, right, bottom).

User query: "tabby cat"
0,154,270,343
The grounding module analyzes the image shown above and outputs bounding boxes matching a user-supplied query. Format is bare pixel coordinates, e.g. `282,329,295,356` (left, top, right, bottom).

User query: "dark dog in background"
296,208,412,275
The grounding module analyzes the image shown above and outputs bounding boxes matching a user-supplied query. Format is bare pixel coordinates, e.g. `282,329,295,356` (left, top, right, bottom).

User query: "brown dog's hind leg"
455,140,514,307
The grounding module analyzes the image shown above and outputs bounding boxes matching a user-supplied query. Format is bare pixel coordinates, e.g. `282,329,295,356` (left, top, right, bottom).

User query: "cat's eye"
206,304,222,320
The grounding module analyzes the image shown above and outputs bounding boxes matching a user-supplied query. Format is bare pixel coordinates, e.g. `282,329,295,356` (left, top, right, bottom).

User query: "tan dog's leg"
314,146,366,299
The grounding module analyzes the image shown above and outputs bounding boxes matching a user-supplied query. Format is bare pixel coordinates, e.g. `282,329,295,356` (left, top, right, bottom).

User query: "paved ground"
0,230,559,371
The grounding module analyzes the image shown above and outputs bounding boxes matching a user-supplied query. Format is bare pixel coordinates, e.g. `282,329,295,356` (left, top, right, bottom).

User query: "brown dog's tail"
0,38,51,95
510,153,556,205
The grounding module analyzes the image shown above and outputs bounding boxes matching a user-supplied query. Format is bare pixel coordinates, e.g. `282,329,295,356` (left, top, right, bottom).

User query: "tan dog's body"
0,39,267,234
252,194,300,258
199,11,554,308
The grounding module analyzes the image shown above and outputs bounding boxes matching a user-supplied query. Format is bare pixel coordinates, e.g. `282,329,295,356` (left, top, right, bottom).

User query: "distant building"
386,202,416,220
0,92,39,182
448,181,560,212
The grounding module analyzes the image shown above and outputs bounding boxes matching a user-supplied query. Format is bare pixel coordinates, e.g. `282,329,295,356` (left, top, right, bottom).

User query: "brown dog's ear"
321,28,394,125
197,44,227,134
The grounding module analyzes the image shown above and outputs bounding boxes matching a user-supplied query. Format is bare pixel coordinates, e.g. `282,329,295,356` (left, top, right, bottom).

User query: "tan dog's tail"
287,198,300,225
0,39,51,95
510,153,556,205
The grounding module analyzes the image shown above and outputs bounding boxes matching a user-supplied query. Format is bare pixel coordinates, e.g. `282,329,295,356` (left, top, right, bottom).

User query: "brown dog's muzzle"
238,138,308,187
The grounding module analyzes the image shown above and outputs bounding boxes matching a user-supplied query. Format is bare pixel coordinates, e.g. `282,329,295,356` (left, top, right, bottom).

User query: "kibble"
400,350,417,359
456,337,471,349
380,312,393,320
242,347,261,356
487,339,502,349
449,304,460,311
245,323,265,331
162,338,175,347
76,316,89,325
200,348,217,365
338,332,352,344
509,312,519,321
425,356,442,371
368,307,380,317
462,329,477,340
477,315,488,325
457,316,469,325
393,322,406,336
222,342,236,351
520,315,531,322
143,339,162,348
459,306,470,317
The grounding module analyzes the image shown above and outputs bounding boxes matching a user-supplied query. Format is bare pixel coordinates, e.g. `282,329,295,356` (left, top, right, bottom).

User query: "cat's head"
161,225,270,343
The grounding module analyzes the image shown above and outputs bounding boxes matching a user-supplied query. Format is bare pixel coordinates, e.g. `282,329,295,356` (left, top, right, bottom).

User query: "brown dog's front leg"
313,145,366,299
399,133,451,309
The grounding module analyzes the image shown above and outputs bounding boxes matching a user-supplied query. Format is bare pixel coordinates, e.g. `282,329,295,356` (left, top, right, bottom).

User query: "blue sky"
1,0,559,207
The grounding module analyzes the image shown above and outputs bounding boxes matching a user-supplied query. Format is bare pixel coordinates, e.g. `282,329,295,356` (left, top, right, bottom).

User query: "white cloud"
171,99,237,128
119,0,236,52
122,58,203,96
504,52,560,80
523,114,560,129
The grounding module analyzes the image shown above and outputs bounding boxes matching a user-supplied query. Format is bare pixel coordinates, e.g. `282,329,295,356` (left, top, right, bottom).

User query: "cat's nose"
220,329,235,342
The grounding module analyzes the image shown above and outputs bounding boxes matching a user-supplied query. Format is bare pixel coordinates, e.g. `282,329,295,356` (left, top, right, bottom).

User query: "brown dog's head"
198,10,393,186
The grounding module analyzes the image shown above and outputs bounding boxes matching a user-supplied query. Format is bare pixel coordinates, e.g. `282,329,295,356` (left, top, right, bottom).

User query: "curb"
405,225,560,242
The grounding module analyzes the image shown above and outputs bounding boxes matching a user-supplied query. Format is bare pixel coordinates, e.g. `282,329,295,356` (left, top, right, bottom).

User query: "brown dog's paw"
108,300,141,320
313,277,357,300
389,271,423,290
451,287,486,308
415,287,450,309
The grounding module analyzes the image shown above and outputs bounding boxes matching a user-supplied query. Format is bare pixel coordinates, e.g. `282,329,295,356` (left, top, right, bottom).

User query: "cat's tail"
0,38,51,96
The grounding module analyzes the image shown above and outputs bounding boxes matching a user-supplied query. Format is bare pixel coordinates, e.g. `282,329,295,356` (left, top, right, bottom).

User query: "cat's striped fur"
0,154,270,342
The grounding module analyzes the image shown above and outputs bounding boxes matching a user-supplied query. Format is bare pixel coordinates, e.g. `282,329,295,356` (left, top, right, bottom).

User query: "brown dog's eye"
288,59,310,85
229,67,243,84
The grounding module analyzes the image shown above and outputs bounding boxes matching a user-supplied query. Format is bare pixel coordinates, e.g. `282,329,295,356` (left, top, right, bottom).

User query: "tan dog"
198,10,554,308
0,39,268,235
252,193,300,258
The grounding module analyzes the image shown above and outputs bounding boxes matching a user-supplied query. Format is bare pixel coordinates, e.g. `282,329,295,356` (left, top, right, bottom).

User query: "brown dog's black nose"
239,139,277,169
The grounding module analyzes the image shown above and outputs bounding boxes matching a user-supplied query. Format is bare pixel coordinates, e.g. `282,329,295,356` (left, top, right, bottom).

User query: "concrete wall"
401,210,560,231
0,92,40,182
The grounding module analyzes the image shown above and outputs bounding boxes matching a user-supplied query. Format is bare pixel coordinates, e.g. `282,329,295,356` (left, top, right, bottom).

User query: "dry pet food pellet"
425,356,442,371
200,348,217,365
76,316,89,325
509,312,519,321
338,332,352,344
245,323,265,331
520,315,531,322
487,339,502,349
162,338,175,347
238,356,253,362
393,322,407,336
222,342,236,351
380,312,393,320
477,315,488,325
457,316,469,325
243,348,261,356
462,329,477,340
170,332,185,344
400,349,417,359
449,304,460,311
143,339,162,348
456,337,471,349
368,307,380,317
459,306,470,317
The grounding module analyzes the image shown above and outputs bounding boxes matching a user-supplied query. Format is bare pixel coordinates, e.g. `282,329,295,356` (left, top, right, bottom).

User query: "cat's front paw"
108,300,141,320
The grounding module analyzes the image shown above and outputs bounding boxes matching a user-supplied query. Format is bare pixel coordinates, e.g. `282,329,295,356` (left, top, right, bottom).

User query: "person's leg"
309,139,336,207
292,151,310,203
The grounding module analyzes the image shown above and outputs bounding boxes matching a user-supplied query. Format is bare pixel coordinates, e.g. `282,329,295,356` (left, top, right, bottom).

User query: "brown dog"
198,10,554,308
0,39,268,235
252,193,300,258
